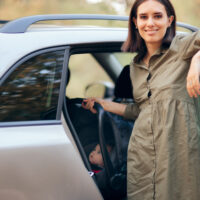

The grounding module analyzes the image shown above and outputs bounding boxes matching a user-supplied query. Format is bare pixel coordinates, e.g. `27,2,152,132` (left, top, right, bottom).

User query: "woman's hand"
82,98,104,114
82,97,127,116
187,50,200,98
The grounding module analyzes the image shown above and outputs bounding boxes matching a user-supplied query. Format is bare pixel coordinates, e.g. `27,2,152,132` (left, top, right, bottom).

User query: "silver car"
0,14,199,200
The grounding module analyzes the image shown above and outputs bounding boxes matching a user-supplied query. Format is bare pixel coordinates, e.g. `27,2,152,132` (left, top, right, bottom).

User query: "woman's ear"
168,15,174,27
133,17,137,29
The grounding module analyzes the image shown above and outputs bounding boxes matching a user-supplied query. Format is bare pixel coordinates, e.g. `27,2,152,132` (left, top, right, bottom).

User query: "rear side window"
0,50,65,122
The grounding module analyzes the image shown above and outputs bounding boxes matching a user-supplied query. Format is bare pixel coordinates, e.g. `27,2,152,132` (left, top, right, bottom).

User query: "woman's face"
134,0,173,47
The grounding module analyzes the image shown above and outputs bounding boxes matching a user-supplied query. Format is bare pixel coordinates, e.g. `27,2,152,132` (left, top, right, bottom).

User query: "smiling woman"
133,0,174,61
122,0,176,63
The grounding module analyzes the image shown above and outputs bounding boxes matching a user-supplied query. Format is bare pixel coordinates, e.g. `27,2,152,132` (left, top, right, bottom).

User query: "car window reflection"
0,50,65,122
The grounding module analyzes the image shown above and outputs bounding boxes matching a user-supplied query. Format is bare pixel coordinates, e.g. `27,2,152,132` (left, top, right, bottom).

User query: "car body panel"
0,124,102,200
0,28,127,76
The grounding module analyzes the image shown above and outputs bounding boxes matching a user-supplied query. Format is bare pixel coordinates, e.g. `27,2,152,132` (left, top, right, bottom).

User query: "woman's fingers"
193,77,200,96
187,52,200,98
186,77,200,98
81,98,105,113
186,79,195,97
89,100,97,114
82,99,89,109
82,98,97,113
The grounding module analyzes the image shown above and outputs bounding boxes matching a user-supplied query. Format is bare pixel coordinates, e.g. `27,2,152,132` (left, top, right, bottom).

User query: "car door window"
0,50,65,122
66,53,114,99
113,52,135,67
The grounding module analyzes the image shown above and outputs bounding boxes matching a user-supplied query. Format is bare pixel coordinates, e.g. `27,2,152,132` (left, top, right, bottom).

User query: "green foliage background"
0,0,199,27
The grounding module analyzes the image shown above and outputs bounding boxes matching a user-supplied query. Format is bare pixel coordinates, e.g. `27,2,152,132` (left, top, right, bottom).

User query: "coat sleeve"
179,30,200,59
123,103,140,120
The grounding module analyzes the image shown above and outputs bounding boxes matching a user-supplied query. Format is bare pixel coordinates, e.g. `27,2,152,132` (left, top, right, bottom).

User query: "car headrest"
114,65,133,99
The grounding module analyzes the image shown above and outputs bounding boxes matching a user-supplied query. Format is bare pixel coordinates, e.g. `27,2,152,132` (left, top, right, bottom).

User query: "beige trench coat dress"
123,30,200,200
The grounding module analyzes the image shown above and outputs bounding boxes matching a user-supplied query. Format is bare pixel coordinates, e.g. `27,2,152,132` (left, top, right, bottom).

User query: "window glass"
113,52,135,67
0,50,65,122
66,53,114,98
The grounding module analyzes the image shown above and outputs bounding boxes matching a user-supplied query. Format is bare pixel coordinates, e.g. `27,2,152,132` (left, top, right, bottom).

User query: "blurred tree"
124,0,134,8
0,0,199,26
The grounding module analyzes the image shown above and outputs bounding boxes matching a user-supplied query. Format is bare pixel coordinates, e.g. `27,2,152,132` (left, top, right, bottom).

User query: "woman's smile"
144,29,159,35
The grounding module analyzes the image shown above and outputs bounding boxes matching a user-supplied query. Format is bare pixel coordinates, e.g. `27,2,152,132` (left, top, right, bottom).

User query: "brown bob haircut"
122,0,176,62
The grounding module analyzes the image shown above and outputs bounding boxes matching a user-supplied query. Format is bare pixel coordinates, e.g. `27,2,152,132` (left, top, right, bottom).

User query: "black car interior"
64,63,135,200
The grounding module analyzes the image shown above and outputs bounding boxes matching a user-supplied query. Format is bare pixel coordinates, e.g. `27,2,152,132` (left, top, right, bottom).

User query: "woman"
82,0,200,199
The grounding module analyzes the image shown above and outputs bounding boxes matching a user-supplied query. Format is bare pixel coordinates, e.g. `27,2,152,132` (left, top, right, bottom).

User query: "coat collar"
132,46,168,69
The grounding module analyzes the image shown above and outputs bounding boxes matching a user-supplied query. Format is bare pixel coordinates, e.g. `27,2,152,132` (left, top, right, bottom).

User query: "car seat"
114,64,133,101
92,65,135,199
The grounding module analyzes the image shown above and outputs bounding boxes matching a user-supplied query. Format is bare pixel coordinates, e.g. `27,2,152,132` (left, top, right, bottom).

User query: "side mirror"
84,81,114,98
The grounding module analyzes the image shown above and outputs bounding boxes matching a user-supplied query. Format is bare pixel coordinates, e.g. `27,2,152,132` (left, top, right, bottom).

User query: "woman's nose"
147,17,154,26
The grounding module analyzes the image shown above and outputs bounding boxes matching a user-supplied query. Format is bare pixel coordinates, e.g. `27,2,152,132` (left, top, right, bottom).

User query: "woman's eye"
140,15,147,19
155,15,162,19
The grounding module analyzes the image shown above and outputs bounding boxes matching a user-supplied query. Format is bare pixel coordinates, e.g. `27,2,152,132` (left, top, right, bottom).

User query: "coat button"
147,73,151,81
148,90,152,97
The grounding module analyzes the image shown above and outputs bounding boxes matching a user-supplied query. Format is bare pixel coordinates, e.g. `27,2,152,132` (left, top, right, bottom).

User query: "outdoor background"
0,0,199,27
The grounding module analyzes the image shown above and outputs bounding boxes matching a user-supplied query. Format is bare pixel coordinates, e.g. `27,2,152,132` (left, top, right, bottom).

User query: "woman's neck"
144,43,161,66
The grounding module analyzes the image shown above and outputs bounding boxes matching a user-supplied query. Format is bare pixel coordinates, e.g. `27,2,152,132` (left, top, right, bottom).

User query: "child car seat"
93,65,135,199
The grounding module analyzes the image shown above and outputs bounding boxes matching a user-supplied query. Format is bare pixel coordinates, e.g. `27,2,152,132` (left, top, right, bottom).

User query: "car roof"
0,26,127,76
0,14,128,33
1,14,198,33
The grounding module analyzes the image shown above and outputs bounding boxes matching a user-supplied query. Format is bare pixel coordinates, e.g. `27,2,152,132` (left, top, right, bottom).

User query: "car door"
0,47,102,200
